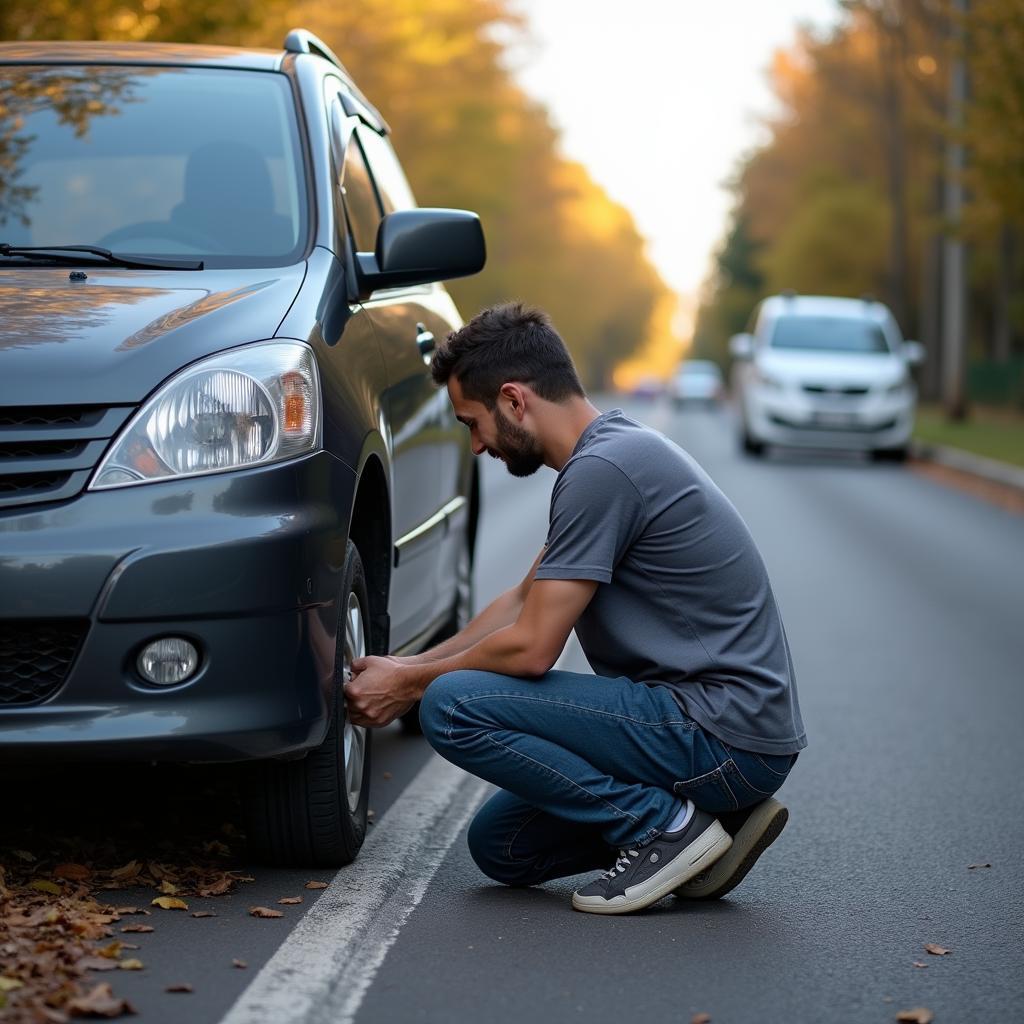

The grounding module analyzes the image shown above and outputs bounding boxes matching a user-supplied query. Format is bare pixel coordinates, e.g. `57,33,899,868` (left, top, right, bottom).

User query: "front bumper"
0,452,354,762
745,387,914,451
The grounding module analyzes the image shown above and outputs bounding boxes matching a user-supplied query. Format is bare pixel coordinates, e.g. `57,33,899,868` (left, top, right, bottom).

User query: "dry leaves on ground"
165,983,193,994
304,880,328,890
912,961,928,969
277,896,302,905
967,863,991,870
65,982,136,1018
232,959,248,969
896,1009,934,1023
1,820,256,1022
248,906,284,919
924,944,952,956
691,1014,712,1024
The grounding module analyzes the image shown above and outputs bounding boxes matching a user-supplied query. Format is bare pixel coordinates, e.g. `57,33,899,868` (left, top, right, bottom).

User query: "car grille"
802,384,871,397
0,404,134,511
0,620,89,705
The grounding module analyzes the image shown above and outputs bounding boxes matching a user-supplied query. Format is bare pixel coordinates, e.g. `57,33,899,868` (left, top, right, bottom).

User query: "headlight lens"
754,367,785,390
90,341,321,489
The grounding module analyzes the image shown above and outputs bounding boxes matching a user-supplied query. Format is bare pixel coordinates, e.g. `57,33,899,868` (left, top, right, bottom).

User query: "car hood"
0,264,307,406
759,348,905,387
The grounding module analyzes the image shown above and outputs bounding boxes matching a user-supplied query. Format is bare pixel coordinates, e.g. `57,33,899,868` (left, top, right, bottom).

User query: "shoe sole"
675,799,788,901
571,820,732,915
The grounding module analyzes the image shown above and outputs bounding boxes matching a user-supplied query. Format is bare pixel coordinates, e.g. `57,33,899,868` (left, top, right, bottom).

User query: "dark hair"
430,302,585,409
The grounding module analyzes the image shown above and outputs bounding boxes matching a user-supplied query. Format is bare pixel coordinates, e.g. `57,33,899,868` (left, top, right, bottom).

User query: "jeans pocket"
673,764,739,815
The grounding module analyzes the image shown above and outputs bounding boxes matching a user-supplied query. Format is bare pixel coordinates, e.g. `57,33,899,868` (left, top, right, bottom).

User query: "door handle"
416,323,435,362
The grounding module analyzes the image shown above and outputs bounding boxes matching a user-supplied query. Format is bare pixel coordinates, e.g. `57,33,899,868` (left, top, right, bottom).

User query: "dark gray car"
0,31,484,866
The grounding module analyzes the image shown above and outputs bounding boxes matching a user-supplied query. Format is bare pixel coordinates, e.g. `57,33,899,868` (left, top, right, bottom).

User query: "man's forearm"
411,622,548,694
404,587,524,665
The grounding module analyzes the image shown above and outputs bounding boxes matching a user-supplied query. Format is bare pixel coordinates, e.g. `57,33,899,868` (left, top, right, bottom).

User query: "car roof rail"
283,28,390,134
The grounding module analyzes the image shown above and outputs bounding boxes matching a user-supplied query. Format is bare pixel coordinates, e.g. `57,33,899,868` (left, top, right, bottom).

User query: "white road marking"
221,635,584,1024
220,754,490,1024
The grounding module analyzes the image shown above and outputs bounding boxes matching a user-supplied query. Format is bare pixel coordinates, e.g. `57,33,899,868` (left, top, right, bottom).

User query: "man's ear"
499,382,529,420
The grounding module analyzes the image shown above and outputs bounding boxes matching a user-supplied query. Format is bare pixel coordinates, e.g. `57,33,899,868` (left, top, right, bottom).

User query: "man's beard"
491,406,545,477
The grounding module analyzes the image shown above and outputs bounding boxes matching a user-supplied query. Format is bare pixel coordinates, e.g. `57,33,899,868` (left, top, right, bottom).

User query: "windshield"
769,315,892,354
0,65,308,268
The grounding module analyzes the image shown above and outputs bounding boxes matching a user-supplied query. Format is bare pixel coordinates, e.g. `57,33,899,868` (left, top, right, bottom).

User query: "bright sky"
511,0,841,309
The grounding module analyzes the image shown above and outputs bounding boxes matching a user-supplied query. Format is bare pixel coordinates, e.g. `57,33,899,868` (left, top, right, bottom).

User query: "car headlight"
754,367,785,390
90,341,321,490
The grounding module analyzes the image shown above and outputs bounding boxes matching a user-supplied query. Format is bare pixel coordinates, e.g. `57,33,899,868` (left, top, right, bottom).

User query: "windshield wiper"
0,243,203,271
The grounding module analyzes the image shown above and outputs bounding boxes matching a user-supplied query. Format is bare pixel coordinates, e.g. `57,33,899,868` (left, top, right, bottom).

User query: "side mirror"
729,333,754,360
902,340,925,366
356,209,486,296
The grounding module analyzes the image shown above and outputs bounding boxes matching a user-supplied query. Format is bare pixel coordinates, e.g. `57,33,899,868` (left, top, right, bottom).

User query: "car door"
357,126,468,621
328,99,445,649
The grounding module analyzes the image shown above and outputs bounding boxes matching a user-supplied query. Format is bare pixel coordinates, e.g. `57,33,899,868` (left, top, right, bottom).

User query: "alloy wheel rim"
342,592,367,815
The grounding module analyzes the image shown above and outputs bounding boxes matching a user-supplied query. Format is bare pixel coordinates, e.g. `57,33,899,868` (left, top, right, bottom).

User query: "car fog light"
137,638,199,686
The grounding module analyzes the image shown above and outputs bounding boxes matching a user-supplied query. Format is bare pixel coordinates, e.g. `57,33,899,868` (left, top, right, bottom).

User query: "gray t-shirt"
535,409,806,755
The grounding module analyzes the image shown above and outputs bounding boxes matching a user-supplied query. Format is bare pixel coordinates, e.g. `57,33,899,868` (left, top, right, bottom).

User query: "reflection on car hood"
0,265,306,405
759,348,904,386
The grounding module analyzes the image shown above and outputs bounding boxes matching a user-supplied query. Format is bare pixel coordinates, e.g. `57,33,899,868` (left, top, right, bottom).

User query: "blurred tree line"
692,0,1024,412
0,0,673,388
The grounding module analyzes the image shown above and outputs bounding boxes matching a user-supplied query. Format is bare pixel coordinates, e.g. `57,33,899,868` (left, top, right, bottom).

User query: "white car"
730,294,924,460
670,360,725,406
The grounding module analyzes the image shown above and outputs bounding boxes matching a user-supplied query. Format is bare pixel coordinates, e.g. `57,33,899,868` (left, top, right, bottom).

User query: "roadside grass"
914,404,1024,468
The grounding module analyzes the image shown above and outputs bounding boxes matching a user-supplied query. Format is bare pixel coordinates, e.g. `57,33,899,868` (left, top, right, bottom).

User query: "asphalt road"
7,396,1023,1023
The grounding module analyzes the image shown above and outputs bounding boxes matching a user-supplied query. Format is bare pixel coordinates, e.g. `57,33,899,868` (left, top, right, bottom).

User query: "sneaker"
572,807,731,915
675,797,788,901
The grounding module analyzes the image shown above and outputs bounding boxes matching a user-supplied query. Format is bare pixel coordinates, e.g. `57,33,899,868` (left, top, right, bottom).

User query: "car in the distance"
669,359,725,407
0,31,484,867
729,293,923,459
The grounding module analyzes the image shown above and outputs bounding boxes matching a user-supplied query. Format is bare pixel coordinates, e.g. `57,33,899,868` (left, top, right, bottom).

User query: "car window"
769,316,891,354
342,135,383,253
0,65,308,268
357,126,417,213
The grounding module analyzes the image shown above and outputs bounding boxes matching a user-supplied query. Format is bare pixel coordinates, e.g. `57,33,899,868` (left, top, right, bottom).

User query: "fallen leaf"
382,772,393,780
114,907,149,916
118,960,144,971
202,840,231,857
277,897,302,905
120,924,154,934
11,849,36,862
304,881,328,890
109,861,142,880
151,897,188,911
158,880,179,896
166,983,193,993
55,863,92,881
248,906,283,919
924,944,952,956
912,962,928,969
98,941,124,960
0,977,24,992
28,879,62,896
232,959,247,969
190,911,217,918
78,957,119,973
198,876,232,897
967,863,991,870
367,809,376,819
692,1015,712,1024
896,1009,934,1023
66,982,136,1018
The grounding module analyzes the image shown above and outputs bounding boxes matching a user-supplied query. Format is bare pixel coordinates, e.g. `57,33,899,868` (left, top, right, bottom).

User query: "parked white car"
730,294,924,460
670,360,725,406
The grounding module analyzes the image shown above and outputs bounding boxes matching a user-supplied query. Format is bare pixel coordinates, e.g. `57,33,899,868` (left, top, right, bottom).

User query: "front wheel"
241,541,372,867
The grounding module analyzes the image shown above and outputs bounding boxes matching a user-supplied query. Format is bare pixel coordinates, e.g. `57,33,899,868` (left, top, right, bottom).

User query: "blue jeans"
419,669,797,887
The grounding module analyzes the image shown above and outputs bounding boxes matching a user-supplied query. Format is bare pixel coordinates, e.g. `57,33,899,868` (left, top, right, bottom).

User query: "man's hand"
345,655,424,728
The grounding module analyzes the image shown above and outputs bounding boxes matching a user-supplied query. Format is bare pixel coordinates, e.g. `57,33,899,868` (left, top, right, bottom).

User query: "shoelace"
602,847,641,879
